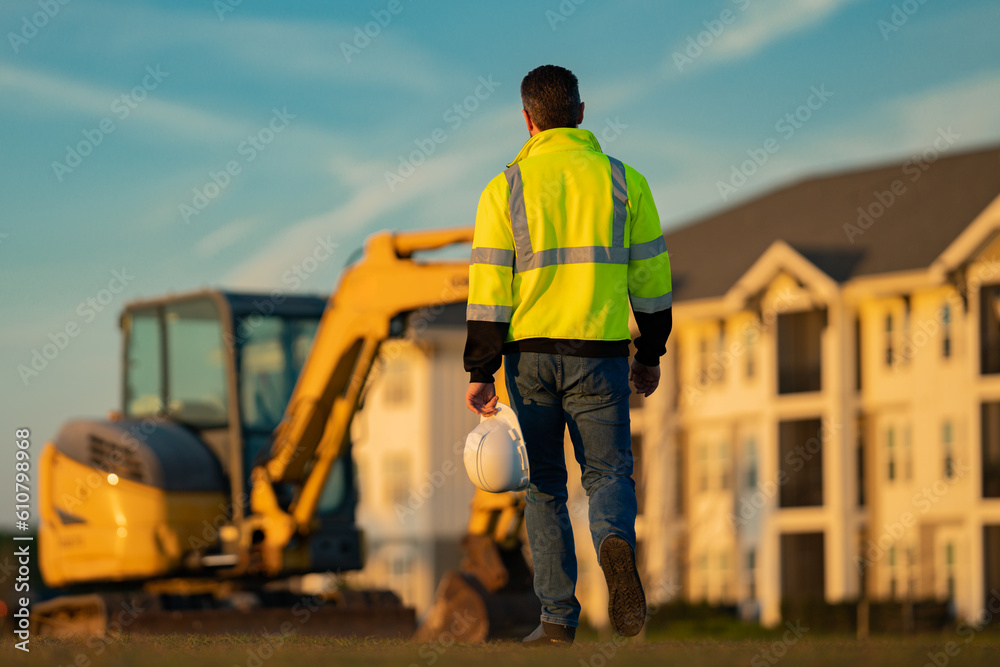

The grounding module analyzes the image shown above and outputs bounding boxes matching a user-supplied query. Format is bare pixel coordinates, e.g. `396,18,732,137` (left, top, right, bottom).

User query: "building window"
943,421,954,479
889,546,897,600
857,417,866,507
777,309,825,394
903,425,913,481
382,360,412,407
746,438,758,489
887,427,896,482
885,313,894,366
716,324,726,384
855,316,863,392
746,328,756,379
632,432,646,516
698,337,709,385
981,284,1000,374
676,433,686,517
747,549,757,600
699,443,709,493
719,441,730,491
778,418,824,507
942,303,952,359
780,532,825,602
945,542,955,601
984,526,1000,610
982,402,1000,498
906,545,916,597
384,453,412,507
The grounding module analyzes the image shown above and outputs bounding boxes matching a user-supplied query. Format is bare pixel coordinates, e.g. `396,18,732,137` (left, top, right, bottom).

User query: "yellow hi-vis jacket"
464,127,672,383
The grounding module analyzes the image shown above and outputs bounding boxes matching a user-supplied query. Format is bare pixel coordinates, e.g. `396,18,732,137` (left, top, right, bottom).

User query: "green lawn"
4,635,1000,667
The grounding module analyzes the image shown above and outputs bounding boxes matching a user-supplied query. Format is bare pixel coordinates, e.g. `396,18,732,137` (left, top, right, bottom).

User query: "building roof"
663,145,1000,302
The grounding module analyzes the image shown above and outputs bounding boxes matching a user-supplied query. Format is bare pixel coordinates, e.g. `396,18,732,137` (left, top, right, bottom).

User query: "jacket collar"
506,127,604,167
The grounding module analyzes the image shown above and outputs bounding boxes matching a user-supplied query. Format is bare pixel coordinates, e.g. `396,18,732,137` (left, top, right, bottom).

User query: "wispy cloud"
646,71,1000,227
665,0,861,73
808,71,1000,168
223,109,520,290
714,0,860,60
23,0,453,94
196,218,260,258
0,62,244,141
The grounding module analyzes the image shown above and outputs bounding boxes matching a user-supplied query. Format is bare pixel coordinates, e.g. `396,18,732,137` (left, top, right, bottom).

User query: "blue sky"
1,0,999,526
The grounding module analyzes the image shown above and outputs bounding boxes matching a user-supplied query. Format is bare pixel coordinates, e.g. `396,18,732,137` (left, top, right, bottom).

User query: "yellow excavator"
34,227,537,640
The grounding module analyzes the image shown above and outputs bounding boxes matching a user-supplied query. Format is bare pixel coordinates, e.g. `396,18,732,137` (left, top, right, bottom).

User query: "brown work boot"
522,621,576,646
600,536,646,636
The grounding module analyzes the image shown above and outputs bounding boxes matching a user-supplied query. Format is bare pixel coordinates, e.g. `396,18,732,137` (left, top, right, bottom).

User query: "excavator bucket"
416,484,541,641
414,570,538,642
415,535,539,642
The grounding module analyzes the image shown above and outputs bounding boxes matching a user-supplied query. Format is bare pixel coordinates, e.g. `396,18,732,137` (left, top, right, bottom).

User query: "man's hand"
466,382,499,416
629,359,660,397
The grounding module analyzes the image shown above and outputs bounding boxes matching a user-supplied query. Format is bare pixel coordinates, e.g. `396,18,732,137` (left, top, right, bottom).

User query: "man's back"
463,65,671,643
465,127,671,383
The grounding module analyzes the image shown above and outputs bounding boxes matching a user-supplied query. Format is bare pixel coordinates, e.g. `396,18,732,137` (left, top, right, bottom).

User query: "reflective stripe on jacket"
465,128,672,382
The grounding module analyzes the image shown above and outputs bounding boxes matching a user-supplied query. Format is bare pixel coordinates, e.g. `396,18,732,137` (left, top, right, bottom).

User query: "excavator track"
32,589,415,639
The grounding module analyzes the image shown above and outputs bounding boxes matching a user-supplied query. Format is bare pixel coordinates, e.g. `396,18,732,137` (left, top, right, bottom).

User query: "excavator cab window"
238,314,320,476
239,316,319,432
124,299,229,428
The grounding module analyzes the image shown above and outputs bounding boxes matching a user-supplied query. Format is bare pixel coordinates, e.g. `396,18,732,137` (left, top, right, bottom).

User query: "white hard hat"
464,402,530,493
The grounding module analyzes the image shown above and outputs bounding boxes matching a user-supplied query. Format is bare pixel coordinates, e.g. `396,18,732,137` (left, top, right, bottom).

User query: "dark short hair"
520,65,581,132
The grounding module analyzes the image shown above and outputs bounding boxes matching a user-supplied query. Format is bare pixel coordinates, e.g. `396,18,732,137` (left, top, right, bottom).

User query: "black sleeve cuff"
464,320,508,383
633,307,672,366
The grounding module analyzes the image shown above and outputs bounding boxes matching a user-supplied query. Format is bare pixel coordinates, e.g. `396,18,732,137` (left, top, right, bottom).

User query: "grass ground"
3,633,1000,667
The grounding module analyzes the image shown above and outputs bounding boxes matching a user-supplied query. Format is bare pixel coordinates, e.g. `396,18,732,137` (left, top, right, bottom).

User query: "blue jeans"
504,351,637,628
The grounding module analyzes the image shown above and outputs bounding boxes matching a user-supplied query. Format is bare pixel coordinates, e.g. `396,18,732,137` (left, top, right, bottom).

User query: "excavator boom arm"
258,228,475,531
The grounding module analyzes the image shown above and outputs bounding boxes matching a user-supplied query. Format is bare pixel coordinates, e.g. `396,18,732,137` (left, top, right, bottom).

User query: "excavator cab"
39,289,362,589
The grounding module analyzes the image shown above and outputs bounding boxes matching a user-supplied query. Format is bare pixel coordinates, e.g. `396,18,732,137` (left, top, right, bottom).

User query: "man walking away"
463,65,672,645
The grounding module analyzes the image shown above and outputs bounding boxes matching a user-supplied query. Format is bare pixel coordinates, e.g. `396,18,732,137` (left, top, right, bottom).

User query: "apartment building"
639,145,1000,626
